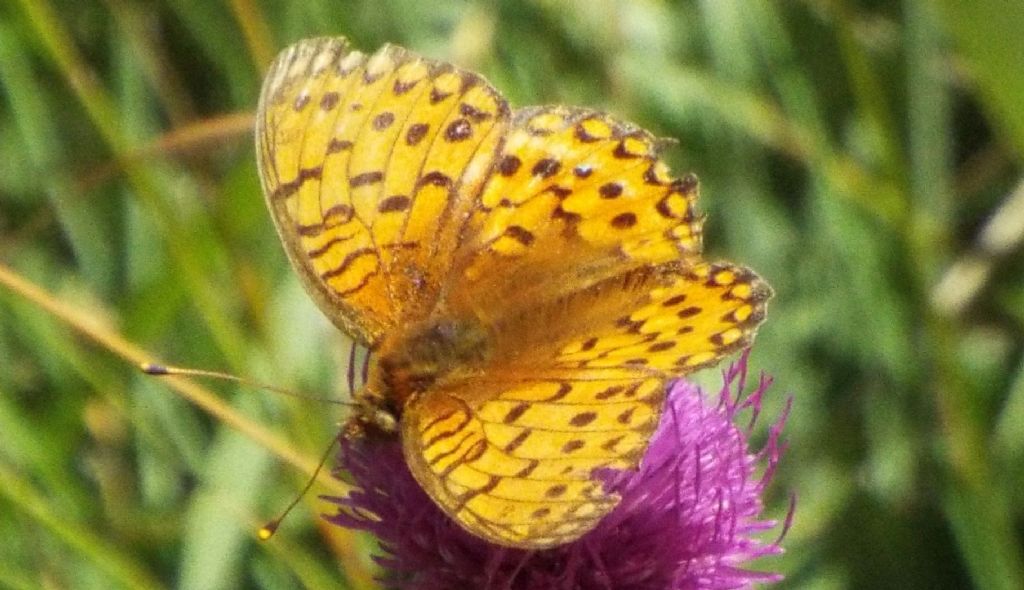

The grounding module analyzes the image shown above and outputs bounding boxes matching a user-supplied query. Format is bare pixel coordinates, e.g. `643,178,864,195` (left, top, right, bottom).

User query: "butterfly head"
348,317,490,438
343,388,399,438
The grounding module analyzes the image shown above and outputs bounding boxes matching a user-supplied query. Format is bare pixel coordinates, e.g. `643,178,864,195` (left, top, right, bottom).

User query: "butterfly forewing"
256,38,509,345
447,106,704,313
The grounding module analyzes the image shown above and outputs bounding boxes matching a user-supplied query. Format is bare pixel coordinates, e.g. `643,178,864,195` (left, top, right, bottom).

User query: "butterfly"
254,36,771,549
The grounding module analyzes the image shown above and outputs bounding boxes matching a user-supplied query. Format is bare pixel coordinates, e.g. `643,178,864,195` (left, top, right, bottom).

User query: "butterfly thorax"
363,316,491,420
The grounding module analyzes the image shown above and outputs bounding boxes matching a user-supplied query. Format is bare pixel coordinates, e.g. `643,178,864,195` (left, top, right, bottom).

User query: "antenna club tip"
258,522,279,541
141,363,169,375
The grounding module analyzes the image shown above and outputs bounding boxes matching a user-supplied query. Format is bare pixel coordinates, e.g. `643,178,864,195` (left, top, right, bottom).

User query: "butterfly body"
370,315,491,410
256,37,771,548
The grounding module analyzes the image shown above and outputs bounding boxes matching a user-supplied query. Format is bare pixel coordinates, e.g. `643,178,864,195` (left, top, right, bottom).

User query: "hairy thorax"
360,317,491,426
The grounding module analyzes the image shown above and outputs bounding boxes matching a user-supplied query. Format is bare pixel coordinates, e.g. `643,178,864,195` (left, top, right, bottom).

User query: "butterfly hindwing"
401,262,769,548
401,372,664,549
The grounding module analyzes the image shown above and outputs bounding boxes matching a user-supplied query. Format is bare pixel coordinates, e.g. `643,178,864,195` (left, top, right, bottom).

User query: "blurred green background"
2,0,1023,588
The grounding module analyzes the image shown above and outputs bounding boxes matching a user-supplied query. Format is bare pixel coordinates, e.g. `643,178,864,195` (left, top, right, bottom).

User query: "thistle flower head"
324,353,790,589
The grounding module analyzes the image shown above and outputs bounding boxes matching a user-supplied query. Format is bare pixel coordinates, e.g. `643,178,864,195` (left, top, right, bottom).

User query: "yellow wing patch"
557,262,771,373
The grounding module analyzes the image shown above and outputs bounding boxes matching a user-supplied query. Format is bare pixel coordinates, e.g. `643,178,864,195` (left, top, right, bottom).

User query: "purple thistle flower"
323,352,791,590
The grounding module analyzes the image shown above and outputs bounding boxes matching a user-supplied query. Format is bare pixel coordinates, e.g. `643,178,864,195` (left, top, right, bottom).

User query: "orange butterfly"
255,37,771,549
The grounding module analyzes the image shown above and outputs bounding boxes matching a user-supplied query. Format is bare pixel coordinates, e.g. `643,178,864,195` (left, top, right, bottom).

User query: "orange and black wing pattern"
256,38,508,345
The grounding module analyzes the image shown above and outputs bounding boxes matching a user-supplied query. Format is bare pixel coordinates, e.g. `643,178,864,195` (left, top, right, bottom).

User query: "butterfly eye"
371,408,398,433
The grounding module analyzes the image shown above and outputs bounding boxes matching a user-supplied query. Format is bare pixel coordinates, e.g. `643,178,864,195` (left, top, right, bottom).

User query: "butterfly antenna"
140,363,354,407
361,348,371,386
258,434,339,540
345,339,358,398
